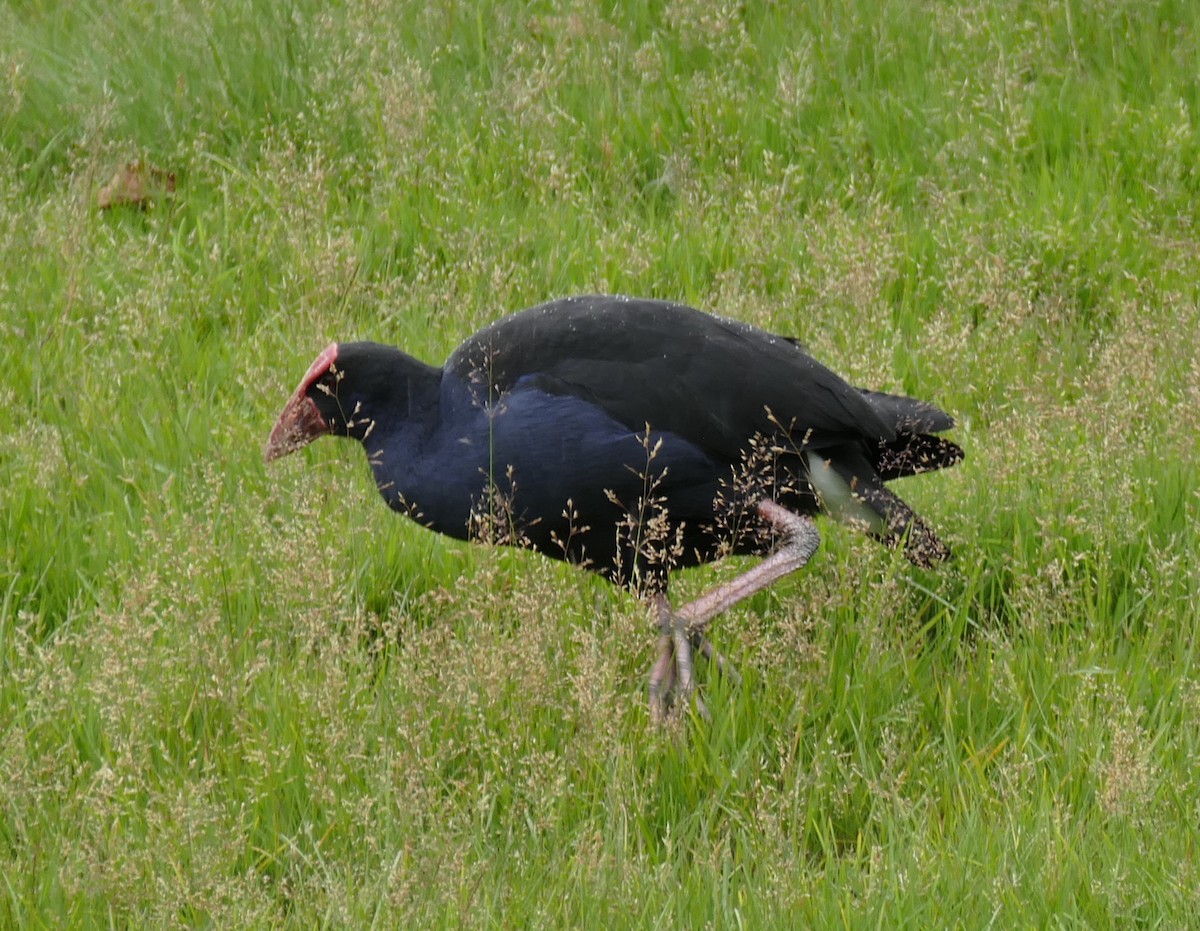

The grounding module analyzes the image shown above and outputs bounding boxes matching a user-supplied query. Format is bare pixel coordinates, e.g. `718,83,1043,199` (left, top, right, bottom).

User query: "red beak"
264,343,338,463
264,392,328,462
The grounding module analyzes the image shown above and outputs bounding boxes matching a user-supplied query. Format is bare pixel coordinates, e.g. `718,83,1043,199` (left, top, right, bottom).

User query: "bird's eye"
315,372,338,396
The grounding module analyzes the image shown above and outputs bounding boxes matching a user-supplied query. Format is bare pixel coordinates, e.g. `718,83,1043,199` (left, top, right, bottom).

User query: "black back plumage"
445,296,898,462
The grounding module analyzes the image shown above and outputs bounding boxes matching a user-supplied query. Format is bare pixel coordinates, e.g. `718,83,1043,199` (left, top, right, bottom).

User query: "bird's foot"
647,598,741,724
644,501,819,725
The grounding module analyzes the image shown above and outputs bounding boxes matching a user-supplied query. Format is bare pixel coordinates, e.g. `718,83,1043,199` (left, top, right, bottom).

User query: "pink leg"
647,500,821,721
677,501,820,632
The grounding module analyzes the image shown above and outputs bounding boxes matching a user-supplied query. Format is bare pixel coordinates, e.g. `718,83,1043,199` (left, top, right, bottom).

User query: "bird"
265,295,963,720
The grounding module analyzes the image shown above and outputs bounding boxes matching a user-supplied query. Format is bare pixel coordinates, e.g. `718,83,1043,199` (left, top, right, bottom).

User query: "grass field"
3,0,1199,926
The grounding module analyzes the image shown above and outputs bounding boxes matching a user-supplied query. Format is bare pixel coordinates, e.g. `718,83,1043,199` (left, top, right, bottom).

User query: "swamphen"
265,295,962,720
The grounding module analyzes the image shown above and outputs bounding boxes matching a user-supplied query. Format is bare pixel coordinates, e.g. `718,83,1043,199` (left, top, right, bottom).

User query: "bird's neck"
361,368,512,540
349,361,459,528
349,357,442,451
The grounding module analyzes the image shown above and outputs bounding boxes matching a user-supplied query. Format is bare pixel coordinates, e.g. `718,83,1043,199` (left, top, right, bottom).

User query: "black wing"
444,295,895,464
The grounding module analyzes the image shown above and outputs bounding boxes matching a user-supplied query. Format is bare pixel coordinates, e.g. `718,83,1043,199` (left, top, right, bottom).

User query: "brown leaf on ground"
97,161,176,210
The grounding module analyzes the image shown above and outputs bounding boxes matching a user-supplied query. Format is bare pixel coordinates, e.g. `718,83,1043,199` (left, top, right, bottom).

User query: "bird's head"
267,338,408,460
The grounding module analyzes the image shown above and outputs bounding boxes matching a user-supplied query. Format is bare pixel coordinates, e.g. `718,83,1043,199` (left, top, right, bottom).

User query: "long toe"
693,633,742,686
648,633,676,723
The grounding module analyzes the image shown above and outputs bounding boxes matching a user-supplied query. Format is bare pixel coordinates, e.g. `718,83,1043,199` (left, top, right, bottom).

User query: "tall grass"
3,0,1199,926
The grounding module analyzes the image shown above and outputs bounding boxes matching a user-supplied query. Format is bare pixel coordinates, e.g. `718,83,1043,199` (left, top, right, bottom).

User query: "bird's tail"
876,433,964,481
857,388,955,433
856,388,964,481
